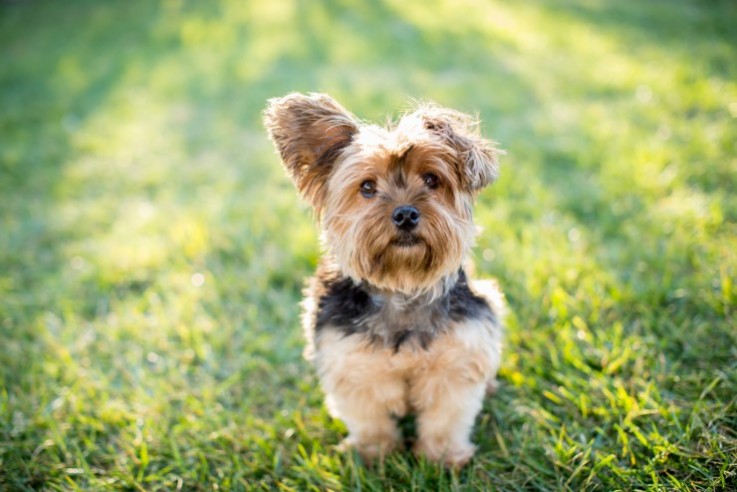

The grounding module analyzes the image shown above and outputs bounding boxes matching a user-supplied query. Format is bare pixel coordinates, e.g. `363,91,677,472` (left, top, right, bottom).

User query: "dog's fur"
264,93,504,467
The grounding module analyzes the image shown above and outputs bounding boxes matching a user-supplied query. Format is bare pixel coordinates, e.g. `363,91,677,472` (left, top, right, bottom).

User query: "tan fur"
263,93,359,214
264,93,505,467
313,299,502,467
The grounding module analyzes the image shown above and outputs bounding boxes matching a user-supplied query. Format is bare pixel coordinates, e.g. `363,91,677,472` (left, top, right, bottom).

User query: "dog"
264,93,505,467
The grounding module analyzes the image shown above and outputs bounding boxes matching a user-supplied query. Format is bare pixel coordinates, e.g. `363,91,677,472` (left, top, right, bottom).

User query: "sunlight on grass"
1,0,735,489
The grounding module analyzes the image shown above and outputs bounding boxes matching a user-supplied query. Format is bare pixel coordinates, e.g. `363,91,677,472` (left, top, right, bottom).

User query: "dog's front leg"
315,330,408,462
409,322,500,467
410,374,486,467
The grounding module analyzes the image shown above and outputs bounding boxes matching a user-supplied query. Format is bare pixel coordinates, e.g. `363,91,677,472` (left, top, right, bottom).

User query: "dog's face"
264,93,500,293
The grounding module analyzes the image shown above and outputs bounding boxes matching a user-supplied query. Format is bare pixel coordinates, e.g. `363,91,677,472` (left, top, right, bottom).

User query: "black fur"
448,270,493,321
307,261,496,351
314,275,378,336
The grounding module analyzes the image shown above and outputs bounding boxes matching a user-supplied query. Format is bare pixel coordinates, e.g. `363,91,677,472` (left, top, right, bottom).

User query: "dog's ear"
415,105,501,192
264,93,358,213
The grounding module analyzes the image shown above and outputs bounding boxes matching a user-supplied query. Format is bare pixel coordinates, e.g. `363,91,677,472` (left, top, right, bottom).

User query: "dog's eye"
360,180,377,198
423,173,440,189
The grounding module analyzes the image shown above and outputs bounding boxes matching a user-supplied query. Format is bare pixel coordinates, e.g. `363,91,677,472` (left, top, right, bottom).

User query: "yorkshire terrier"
264,93,504,467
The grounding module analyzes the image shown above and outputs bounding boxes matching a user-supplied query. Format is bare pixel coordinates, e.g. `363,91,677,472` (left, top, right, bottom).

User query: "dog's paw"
337,434,400,464
413,440,477,468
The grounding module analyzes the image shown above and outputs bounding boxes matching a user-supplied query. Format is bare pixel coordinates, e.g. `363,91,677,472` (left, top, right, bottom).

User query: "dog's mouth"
390,233,423,248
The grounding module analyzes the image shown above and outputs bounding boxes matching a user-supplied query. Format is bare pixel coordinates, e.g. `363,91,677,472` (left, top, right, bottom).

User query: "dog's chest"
311,268,494,351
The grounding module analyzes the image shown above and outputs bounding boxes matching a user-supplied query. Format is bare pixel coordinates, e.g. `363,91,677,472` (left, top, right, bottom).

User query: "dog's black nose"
392,205,420,230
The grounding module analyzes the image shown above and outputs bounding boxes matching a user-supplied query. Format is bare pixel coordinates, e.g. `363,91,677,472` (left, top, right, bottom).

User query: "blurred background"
1,0,735,489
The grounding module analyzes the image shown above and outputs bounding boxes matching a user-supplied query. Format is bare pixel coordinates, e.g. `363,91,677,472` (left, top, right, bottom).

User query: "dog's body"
303,260,504,466
264,93,504,467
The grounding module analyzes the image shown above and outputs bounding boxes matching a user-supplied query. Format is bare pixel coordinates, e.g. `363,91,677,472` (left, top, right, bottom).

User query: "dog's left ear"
415,105,501,192
264,93,358,213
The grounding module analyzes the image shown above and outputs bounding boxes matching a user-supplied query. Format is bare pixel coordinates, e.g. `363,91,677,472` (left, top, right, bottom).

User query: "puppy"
264,93,504,467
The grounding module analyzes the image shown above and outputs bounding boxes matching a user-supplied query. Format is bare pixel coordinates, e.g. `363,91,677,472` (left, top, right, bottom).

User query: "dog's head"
264,93,501,293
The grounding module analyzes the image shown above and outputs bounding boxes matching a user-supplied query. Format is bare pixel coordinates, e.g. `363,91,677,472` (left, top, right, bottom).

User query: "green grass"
1,0,736,489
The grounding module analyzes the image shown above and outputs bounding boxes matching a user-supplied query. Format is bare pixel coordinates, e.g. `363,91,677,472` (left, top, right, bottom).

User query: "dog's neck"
363,270,461,307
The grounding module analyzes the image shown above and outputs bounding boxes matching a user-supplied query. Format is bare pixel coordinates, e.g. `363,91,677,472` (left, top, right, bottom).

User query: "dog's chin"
390,233,424,248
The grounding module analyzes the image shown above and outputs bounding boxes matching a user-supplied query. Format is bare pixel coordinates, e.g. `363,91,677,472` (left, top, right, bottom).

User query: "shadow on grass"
0,1,169,485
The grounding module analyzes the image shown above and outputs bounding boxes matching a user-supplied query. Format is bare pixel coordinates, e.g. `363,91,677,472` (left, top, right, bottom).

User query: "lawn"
1,0,736,489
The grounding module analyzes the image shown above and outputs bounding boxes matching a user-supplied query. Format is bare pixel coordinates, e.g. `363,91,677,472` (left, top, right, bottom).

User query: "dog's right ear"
264,93,358,214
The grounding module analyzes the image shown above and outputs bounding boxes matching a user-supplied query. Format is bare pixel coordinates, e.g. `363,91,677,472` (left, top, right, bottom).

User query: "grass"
1,0,736,489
